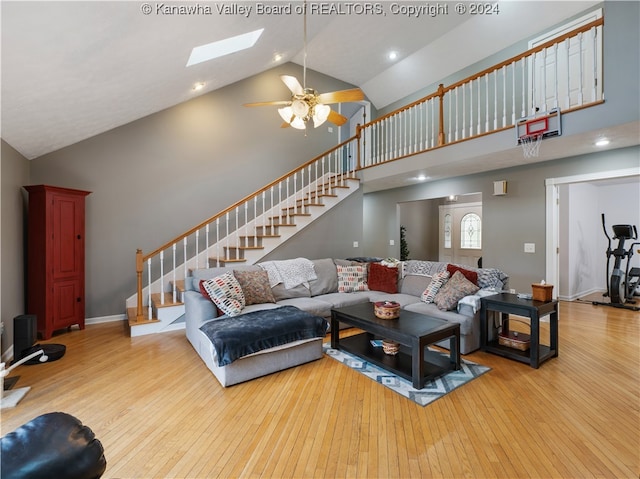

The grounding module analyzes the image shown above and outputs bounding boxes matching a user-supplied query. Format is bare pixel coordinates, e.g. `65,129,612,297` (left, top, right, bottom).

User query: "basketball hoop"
519,133,543,158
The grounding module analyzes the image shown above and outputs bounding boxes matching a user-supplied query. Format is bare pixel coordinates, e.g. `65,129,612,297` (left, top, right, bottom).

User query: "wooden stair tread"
209,257,247,264
224,245,264,251
240,234,281,239
127,307,161,327
151,293,183,308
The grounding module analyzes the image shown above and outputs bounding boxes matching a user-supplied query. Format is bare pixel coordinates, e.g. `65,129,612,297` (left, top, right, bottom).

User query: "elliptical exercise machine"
592,214,640,311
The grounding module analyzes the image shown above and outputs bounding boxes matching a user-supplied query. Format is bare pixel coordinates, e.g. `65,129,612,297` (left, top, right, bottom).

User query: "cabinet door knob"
77,234,82,239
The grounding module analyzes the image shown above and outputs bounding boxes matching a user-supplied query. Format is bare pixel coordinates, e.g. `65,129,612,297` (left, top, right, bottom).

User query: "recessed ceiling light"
388,51,398,60
273,53,283,63
192,82,205,92
595,138,610,147
186,28,264,67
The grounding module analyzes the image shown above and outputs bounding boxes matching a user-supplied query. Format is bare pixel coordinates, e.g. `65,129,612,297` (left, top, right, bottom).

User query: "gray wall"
27,63,358,318
1,140,30,357
363,145,640,293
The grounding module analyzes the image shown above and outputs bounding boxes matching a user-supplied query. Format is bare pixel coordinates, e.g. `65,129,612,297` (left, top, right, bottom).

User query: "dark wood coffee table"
330,303,460,389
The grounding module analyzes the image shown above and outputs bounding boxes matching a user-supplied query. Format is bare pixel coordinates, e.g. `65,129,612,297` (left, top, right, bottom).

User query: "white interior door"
439,202,483,267
528,9,603,114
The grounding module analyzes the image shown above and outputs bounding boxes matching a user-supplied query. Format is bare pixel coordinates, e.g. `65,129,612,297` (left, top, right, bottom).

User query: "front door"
439,202,483,267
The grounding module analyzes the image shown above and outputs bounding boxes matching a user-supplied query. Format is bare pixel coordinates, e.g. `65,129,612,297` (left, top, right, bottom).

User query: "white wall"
559,178,640,300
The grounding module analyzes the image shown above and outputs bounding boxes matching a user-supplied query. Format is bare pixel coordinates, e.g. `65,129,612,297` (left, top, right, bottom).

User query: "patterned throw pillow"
433,270,480,311
446,264,478,285
202,272,245,317
420,270,450,303
336,265,369,293
367,262,399,293
233,270,276,306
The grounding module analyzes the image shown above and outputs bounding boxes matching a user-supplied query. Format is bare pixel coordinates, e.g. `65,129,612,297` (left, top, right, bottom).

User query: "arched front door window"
461,213,481,249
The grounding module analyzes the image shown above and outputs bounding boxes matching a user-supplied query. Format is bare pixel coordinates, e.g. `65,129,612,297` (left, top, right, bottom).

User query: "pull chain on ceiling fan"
243,0,364,130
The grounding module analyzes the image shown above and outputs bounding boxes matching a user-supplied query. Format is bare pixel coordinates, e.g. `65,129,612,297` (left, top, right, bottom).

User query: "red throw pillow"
446,264,478,285
199,280,225,317
368,262,399,294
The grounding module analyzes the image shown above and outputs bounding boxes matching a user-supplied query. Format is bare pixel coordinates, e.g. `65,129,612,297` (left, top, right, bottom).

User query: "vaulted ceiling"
1,1,601,160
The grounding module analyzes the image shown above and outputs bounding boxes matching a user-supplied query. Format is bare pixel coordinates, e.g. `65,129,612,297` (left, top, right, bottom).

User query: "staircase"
126,141,360,337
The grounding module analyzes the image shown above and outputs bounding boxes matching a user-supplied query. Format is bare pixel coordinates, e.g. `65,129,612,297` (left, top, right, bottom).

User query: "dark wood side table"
480,293,558,368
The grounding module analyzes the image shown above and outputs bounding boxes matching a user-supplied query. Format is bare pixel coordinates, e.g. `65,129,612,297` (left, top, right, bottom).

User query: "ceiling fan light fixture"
291,99,310,118
290,116,306,130
278,106,294,123
313,104,331,128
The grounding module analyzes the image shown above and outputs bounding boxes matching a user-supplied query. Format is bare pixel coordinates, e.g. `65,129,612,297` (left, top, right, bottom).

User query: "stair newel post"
437,83,446,146
136,249,144,321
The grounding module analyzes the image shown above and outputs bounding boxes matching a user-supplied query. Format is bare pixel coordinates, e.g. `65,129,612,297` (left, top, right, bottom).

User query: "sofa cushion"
447,264,478,285
233,269,276,306
366,291,421,308
276,297,334,318
434,270,480,311
271,283,311,301
309,258,338,296
420,270,450,303
367,262,399,293
399,274,432,297
314,291,371,310
202,272,245,317
404,301,474,335
336,265,368,292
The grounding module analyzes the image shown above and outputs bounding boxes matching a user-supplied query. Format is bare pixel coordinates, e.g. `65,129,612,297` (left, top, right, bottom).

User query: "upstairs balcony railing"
357,17,603,168
132,17,603,322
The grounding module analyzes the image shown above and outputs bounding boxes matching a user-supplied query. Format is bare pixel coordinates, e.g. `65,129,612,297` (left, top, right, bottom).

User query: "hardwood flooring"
2,300,638,478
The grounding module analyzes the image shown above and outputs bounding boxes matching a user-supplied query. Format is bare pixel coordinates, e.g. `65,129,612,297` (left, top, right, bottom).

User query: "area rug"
323,344,490,407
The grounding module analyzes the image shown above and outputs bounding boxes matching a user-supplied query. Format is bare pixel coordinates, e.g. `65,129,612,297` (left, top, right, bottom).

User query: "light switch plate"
353,241,359,248
524,243,535,253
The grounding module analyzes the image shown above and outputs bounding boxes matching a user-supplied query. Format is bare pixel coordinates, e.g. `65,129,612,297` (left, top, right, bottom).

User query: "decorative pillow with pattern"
420,270,450,303
336,265,369,293
202,272,245,317
233,269,276,306
433,270,480,311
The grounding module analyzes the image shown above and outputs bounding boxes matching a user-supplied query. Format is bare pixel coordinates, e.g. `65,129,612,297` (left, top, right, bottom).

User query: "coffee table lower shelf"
337,333,455,388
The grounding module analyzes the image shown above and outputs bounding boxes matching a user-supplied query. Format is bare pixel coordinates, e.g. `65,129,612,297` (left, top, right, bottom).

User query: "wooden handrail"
360,17,604,131
140,135,358,262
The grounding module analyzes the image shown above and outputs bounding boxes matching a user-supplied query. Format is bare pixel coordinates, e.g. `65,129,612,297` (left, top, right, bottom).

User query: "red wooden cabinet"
24,185,91,339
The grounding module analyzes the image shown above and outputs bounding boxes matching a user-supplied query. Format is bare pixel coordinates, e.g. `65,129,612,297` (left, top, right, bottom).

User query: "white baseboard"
85,314,126,325
2,345,14,363
558,288,604,302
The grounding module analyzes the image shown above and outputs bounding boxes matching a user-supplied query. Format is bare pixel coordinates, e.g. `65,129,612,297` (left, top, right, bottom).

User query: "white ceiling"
1,1,604,161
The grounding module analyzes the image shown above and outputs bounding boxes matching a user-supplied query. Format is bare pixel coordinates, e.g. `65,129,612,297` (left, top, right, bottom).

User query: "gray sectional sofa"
184,258,508,386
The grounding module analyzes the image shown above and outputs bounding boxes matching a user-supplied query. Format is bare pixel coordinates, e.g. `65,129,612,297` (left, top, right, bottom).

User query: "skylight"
186,28,264,67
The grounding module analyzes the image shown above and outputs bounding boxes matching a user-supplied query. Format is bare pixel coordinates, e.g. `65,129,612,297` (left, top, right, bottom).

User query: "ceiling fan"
243,2,364,130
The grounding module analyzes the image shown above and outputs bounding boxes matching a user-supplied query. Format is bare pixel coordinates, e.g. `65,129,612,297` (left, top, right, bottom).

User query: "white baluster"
577,32,584,106
521,56,526,118
485,73,490,132
553,43,559,109
225,213,229,261
469,81,474,137
159,251,164,305
565,38,571,110
477,78,482,134
512,61,517,124
541,48,547,112
195,230,200,269
172,243,176,303
215,218,220,267
502,66,506,128
147,258,152,319
455,88,459,141
591,26,598,102
183,237,188,288
234,207,239,259
462,84,466,139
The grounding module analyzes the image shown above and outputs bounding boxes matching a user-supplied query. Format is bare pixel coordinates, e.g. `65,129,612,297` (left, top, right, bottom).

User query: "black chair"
1,412,106,479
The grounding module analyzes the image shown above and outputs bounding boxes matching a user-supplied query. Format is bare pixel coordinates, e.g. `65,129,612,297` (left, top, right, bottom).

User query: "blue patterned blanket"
200,305,328,366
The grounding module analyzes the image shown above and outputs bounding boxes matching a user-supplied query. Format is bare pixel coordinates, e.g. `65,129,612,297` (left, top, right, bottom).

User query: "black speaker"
13,314,37,363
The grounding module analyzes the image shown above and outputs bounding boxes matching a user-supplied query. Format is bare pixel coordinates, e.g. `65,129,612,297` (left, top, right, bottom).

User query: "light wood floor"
2,300,638,479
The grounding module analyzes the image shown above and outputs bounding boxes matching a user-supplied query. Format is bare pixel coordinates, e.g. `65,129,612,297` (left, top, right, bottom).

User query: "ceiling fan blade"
243,100,291,107
281,75,304,95
281,122,291,128
317,88,365,105
328,109,348,126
